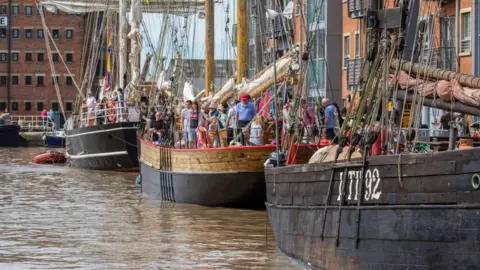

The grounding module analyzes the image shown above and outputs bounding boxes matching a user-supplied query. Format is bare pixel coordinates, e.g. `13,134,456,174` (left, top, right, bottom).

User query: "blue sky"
141,1,236,69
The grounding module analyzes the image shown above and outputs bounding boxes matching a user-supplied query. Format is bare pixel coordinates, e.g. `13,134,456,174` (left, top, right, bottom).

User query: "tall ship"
37,0,196,170
265,0,480,268
138,0,322,207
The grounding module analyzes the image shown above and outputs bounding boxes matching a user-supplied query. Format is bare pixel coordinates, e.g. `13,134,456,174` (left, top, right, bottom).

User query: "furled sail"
40,0,221,14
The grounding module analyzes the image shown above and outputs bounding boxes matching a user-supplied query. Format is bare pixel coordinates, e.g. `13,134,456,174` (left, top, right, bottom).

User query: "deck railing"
79,102,132,128
11,115,55,132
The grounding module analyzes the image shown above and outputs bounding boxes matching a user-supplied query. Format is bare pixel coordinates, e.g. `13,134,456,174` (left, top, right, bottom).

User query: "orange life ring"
107,102,117,122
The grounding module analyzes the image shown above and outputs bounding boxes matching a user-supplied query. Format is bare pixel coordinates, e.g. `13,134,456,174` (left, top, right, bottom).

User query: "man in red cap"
236,94,256,145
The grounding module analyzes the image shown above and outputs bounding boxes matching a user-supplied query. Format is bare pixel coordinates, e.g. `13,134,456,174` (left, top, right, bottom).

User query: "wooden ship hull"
265,148,480,269
139,139,320,208
66,122,140,170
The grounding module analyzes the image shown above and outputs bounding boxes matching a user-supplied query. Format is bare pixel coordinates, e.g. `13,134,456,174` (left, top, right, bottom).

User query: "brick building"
245,0,342,105
0,1,84,115
342,0,476,128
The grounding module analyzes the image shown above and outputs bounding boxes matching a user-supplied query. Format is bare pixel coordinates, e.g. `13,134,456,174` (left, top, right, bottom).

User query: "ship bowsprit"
265,148,480,269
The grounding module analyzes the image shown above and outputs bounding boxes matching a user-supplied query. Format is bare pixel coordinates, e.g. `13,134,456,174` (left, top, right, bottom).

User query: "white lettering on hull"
337,168,382,202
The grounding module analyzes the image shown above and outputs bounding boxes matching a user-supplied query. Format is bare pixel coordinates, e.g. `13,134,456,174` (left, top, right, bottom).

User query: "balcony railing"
420,46,456,72
347,0,365,18
347,58,363,91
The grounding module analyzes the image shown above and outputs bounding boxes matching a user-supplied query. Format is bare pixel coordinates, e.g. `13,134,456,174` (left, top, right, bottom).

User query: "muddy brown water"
0,147,301,269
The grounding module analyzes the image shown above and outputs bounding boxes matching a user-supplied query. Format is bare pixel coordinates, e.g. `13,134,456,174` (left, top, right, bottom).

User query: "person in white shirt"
85,91,96,124
226,99,240,144
181,100,192,147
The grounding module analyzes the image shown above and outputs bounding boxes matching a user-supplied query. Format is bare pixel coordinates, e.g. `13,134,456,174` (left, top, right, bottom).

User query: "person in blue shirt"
236,94,256,145
321,98,337,140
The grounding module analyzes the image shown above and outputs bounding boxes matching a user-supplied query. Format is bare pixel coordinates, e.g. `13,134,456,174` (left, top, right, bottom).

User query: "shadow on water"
0,147,302,269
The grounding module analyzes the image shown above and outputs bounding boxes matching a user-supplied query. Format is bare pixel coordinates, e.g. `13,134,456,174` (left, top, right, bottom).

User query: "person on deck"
41,109,47,127
181,100,192,148
86,91,96,125
208,104,219,119
150,112,165,143
300,99,316,144
47,109,55,121
187,101,202,149
321,98,337,141
236,94,256,145
250,115,265,146
441,112,451,130
226,100,240,144
218,103,228,129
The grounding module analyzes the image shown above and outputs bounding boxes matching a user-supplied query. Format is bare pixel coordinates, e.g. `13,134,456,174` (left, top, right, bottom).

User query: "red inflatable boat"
34,151,67,164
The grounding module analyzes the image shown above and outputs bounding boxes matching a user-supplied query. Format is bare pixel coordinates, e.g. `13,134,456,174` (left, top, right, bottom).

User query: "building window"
12,102,18,112
0,53,7,62
37,6,43,16
0,5,6,15
37,53,44,62
52,8,59,16
66,102,73,111
307,28,326,98
25,53,32,62
0,102,6,112
52,76,59,86
12,53,18,62
37,76,44,86
0,29,5,38
52,53,59,62
25,75,32,86
25,102,31,111
355,32,361,57
37,102,43,112
52,102,59,111
66,76,73,86
25,6,32,16
66,53,73,63
0,76,7,86
344,35,350,68
25,29,32,39
12,76,18,85
12,29,19,39
461,11,471,54
66,29,73,40
12,5,19,15
52,29,59,39
37,29,44,39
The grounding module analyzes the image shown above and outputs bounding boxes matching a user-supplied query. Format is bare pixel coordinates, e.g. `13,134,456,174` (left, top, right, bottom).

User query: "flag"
105,24,113,91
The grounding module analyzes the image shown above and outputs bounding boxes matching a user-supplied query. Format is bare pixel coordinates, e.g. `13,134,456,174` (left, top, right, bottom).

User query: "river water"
0,148,300,270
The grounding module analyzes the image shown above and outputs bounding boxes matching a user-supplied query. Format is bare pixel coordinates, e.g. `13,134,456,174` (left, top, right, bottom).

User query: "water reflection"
0,148,299,269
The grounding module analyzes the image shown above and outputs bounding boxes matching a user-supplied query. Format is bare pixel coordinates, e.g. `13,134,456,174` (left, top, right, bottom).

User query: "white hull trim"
66,151,128,159
66,126,138,138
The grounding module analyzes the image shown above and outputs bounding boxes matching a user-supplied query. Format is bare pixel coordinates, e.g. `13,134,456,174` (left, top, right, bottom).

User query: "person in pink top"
300,99,316,144
41,109,47,126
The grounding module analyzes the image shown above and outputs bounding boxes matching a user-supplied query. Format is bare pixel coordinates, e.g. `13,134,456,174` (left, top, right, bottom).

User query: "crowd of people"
148,92,345,149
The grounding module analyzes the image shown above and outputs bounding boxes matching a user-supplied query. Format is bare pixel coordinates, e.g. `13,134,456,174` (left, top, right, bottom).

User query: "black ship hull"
0,125,26,147
140,162,266,208
266,148,480,269
66,122,140,170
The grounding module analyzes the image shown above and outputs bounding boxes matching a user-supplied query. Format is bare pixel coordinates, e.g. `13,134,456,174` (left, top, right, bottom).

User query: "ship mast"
205,0,214,96
119,0,128,89
236,0,248,83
